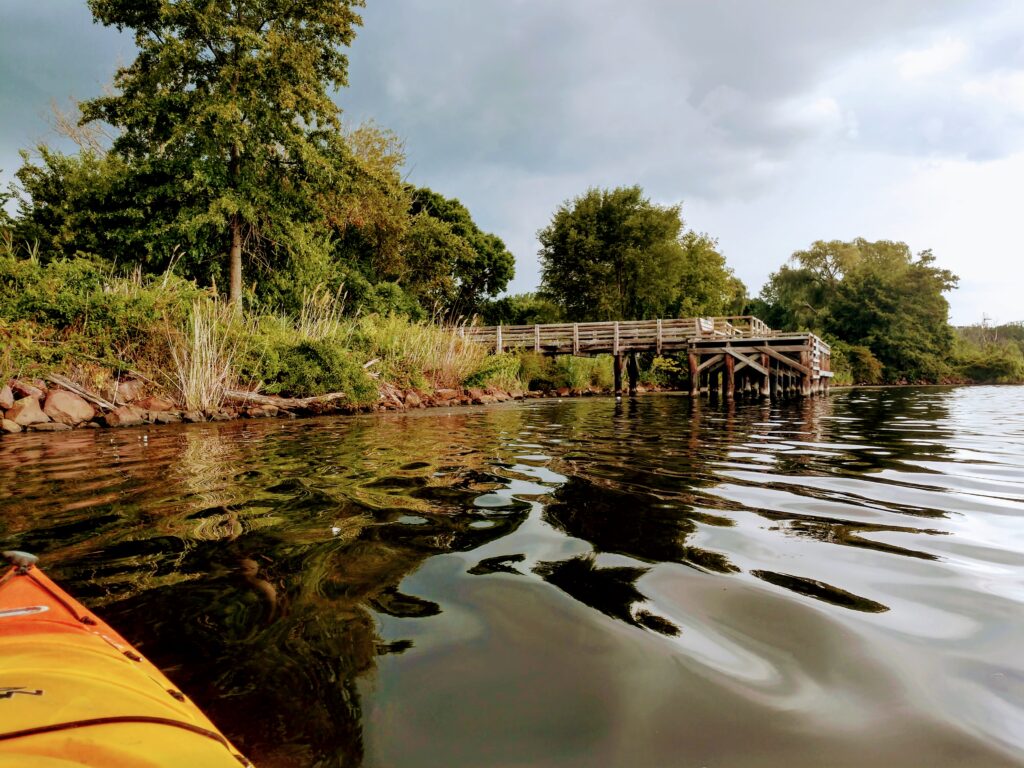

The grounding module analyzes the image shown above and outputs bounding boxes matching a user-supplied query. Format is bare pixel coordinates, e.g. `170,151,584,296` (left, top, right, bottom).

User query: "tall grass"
357,314,488,389
168,299,245,412
296,285,346,342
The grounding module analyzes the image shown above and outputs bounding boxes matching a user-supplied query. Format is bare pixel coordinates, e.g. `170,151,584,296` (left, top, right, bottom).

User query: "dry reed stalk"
167,300,242,412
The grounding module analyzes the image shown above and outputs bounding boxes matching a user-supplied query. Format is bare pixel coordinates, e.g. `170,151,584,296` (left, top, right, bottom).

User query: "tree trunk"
229,212,242,306
228,140,242,307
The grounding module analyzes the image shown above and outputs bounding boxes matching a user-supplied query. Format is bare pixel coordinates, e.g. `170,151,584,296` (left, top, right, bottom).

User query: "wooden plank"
756,346,812,376
725,349,768,376
697,354,724,373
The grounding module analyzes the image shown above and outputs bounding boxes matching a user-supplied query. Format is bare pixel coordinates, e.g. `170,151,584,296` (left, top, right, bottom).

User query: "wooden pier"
463,315,832,400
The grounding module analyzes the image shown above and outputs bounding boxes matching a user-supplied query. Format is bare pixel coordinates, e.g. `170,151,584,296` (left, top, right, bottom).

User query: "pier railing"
462,315,793,354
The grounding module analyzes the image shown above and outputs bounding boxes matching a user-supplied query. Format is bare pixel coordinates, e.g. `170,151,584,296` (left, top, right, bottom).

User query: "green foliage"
641,356,685,388
80,0,366,303
954,342,1024,383
397,187,515,318
0,253,202,374
353,314,487,390
675,232,747,316
760,239,958,383
479,293,564,325
270,340,377,402
828,340,883,385
538,186,743,321
953,323,1024,383
463,353,523,390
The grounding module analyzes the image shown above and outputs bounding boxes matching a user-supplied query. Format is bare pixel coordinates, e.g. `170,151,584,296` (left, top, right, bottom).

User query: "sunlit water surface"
1,387,1023,767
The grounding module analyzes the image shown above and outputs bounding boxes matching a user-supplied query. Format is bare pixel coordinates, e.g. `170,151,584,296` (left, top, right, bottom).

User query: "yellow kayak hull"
0,556,251,767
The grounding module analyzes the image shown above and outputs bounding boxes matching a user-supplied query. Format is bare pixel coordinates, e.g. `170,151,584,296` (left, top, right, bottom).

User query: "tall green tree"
81,0,365,305
760,238,959,381
398,187,514,317
538,186,741,321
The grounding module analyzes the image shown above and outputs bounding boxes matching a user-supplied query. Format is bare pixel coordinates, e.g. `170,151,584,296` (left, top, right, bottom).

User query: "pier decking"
463,315,831,399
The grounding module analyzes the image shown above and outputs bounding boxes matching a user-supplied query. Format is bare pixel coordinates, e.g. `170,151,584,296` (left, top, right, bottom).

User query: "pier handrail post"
656,318,663,355
572,323,579,355
613,322,620,355
496,324,502,354
534,324,541,352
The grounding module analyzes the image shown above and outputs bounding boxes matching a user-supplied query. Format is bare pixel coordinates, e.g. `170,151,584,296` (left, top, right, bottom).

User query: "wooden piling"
613,353,624,396
627,351,640,395
761,353,771,400
724,353,735,400
688,352,698,397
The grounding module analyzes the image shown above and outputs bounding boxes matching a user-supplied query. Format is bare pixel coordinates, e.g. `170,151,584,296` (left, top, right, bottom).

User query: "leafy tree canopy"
538,186,743,321
760,238,959,382
479,293,564,326
81,0,366,304
398,186,515,318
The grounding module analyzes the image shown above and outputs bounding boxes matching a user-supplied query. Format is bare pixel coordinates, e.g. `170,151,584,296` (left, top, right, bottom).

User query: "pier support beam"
761,354,771,400
627,351,639,395
613,353,624,397
688,352,698,397
724,353,735,400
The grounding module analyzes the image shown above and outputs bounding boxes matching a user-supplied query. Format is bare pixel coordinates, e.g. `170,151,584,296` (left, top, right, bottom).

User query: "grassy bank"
0,254,629,415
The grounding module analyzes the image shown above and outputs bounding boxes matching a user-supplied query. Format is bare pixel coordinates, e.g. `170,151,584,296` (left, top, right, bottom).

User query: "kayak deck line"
0,715,234,750
0,551,254,767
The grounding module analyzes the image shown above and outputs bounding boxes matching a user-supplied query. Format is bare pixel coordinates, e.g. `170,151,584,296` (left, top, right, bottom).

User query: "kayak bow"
0,550,252,767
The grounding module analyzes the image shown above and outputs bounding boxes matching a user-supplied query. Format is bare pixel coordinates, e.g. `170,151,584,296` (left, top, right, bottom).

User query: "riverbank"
1,375,652,438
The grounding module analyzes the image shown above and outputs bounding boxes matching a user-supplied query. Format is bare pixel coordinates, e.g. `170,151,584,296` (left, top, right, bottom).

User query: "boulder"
134,396,175,413
6,396,50,427
183,411,205,423
154,412,182,424
1,419,21,434
43,390,95,426
465,387,487,401
10,380,44,401
0,385,14,410
103,406,145,428
434,388,459,401
31,422,72,432
404,390,422,408
113,379,145,403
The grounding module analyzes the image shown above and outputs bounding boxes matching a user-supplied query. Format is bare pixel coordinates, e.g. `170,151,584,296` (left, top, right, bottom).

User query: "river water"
1,386,1022,767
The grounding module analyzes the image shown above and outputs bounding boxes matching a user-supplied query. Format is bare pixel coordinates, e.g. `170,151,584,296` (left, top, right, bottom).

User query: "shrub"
955,342,1024,383
271,339,377,401
464,353,522,390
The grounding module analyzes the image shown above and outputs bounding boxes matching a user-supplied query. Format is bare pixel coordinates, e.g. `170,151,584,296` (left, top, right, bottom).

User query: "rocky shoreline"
1,376,637,439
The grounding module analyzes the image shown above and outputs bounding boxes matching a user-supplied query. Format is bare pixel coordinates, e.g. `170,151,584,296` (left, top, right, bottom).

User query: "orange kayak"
0,551,252,767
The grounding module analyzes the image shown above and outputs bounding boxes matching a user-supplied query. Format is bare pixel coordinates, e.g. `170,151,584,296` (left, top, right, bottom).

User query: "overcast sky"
2,1,1023,324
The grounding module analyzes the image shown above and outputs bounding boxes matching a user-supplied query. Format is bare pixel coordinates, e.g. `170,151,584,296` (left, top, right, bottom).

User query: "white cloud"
897,36,968,79
964,70,1024,112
